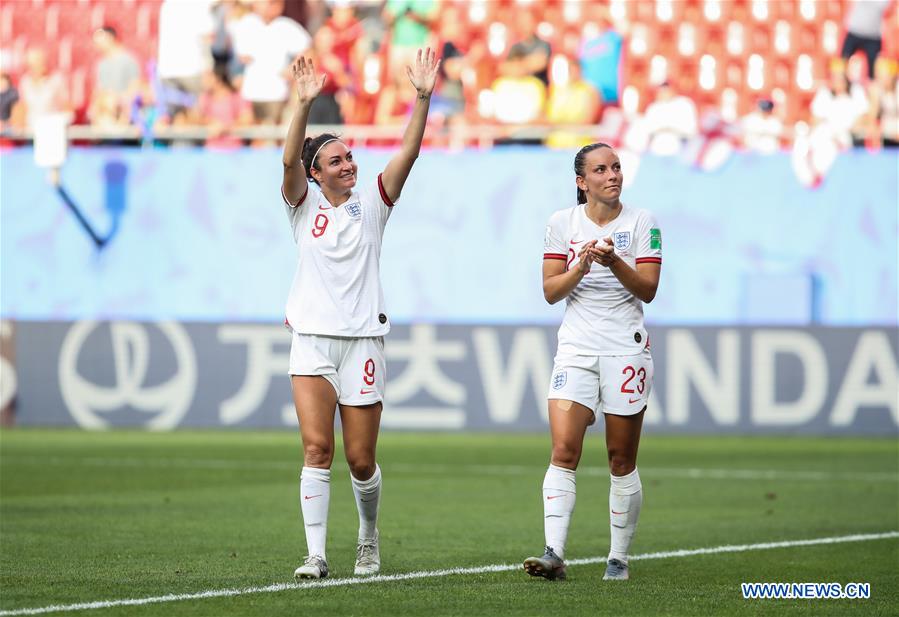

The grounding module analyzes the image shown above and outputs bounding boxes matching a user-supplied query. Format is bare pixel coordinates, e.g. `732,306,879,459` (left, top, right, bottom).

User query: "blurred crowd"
0,0,896,155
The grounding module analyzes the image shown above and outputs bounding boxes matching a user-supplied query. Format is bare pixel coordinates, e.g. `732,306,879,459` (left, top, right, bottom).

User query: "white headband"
311,138,342,167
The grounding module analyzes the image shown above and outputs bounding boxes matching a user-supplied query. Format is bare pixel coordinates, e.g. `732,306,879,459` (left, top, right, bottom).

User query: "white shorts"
288,333,385,406
547,349,654,416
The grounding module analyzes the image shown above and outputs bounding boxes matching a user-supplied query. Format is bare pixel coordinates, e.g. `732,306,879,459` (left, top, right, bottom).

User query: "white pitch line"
1,531,896,617
4,457,897,483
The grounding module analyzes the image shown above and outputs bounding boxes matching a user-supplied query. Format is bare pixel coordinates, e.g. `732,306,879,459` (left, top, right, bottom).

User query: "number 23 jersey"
283,174,394,337
543,203,662,356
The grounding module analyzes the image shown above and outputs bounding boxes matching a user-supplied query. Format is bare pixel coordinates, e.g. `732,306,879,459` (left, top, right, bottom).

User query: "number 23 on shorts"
620,365,647,395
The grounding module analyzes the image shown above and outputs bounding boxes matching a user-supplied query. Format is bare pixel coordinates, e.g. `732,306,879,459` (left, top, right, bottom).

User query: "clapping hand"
576,240,599,274
592,237,619,267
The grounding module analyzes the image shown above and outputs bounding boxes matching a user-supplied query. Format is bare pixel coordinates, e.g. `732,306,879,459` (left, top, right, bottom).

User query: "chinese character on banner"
384,324,467,429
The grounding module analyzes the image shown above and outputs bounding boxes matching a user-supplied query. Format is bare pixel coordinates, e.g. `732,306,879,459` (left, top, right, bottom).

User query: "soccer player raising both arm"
524,143,662,582
280,49,440,581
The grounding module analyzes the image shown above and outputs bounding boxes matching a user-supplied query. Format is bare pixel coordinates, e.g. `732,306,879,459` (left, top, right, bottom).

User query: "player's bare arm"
543,240,597,304
282,56,326,205
592,238,661,303
381,48,441,202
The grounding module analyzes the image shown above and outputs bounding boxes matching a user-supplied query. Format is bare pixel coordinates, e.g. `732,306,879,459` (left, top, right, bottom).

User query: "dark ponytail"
301,133,341,185
573,142,612,203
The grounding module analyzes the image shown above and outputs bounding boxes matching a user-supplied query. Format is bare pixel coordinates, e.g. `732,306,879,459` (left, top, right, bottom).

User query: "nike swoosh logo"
360,389,375,395
628,397,641,404
360,497,377,502
611,509,626,515
546,495,566,500
319,205,331,210
304,495,322,500
570,239,583,244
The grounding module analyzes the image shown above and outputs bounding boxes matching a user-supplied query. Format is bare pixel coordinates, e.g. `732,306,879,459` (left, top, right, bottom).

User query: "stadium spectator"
490,46,546,124
0,73,19,130
429,5,467,125
578,5,624,104
642,81,698,156
525,142,661,583
382,0,438,79
238,0,311,125
157,0,216,120
281,50,441,582
196,70,252,148
221,0,257,89
373,68,415,127
840,0,891,80
305,24,349,125
320,1,365,74
868,57,899,147
211,1,240,83
89,26,141,128
793,60,870,186
811,60,869,149
13,49,68,130
499,9,551,86
545,55,601,148
740,98,784,154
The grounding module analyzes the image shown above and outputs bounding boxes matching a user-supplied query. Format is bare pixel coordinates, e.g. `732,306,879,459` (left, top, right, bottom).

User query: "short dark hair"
301,133,341,185
574,142,613,203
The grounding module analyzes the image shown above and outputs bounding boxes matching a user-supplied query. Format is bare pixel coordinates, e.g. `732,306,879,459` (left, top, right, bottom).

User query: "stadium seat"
13,2,44,42
44,4,103,40
726,21,745,56
772,20,792,56
136,1,161,39
749,25,771,54
0,3,13,42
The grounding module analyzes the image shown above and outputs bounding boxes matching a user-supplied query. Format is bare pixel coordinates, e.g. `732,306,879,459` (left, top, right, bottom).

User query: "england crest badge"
614,231,631,250
346,202,362,218
552,371,567,390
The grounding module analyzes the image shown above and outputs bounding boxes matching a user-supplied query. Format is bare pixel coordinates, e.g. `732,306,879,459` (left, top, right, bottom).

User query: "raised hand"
291,56,326,104
404,47,441,97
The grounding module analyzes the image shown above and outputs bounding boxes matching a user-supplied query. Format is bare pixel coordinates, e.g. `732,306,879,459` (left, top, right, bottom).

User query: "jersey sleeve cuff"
636,257,662,264
377,173,396,208
543,253,567,260
282,183,309,208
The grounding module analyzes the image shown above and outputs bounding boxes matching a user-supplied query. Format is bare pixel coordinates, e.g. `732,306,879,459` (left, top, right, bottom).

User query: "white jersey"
543,203,662,356
283,174,394,337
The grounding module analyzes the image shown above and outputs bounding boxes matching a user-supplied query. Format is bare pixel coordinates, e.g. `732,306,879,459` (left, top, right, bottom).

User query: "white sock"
351,464,381,542
300,466,331,559
543,463,577,559
608,468,642,564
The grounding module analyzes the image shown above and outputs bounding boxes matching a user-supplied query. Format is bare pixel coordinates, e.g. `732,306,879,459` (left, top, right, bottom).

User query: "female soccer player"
281,49,440,581
524,143,662,581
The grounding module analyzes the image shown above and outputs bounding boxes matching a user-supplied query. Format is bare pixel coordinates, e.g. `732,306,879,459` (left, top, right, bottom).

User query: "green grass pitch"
1,430,897,616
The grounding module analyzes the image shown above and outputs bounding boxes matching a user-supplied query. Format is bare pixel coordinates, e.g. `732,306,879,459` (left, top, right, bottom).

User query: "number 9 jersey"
283,174,395,337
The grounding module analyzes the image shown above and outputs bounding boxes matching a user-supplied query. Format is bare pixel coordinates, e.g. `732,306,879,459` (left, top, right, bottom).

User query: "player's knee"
551,443,581,469
345,445,375,479
607,450,636,476
346,455,375,481
303,443,334,468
